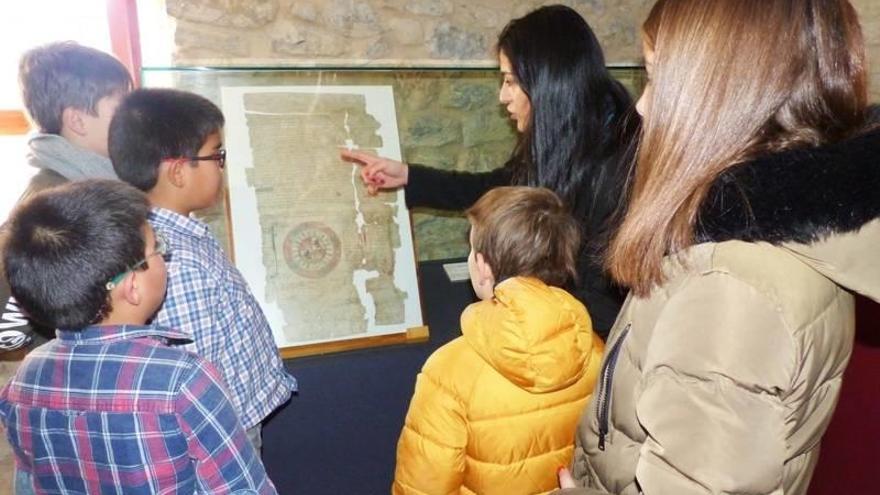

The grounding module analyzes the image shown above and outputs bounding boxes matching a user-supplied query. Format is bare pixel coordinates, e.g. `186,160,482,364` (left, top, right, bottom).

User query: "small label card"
442,261,471,282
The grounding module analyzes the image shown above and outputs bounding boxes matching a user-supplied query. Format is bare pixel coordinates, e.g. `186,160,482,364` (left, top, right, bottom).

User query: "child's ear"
61,107,87,137
160,159,187,189
475,253,495,288
110,273,141,307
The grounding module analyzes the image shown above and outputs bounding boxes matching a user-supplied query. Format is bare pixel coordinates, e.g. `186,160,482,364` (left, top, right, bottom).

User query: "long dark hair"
497,4,638,243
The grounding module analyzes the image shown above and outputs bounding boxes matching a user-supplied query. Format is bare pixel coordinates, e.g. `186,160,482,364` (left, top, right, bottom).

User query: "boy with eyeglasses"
109,88,296,454
0,180,276,494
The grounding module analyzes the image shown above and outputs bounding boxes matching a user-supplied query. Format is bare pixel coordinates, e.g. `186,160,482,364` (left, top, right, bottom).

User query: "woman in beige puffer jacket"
555,0,880,494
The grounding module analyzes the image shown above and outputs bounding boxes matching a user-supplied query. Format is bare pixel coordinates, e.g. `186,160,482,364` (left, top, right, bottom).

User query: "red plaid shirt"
0,325,277,494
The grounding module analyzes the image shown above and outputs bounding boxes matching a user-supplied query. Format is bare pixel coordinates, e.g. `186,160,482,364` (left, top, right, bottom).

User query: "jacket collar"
696,127,880,245
56,324,192,345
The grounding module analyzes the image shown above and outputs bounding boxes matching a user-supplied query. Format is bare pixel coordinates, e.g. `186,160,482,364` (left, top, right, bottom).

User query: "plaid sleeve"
161,259,229,362
176,358,277,495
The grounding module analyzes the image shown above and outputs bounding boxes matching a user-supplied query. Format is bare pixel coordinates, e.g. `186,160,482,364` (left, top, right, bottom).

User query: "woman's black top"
405,162,624,340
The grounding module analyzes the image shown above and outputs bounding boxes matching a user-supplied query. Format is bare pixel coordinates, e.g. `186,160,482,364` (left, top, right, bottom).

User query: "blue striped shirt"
149,208,297,429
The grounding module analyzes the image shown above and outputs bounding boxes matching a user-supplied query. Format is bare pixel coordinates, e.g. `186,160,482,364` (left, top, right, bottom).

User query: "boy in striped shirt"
109,89,296,453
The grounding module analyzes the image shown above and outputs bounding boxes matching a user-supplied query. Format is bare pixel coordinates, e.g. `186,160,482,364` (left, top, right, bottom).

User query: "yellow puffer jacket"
393,277,604,495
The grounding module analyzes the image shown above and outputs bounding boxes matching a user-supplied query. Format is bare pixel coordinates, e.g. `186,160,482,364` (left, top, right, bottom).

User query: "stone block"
461,111,514,147
167,0,279,29
289,2,320,23
411,213,469,260
365,39,390,58
430,22,489,59
403,145,459,170
459,141,515,173
458,4,505,30
386,18,425,46
446,83,497,111
271,32,308,54
405,0,454,17
323,0,381,37
270,25,348,57
175,23,251,57
404,113,462,147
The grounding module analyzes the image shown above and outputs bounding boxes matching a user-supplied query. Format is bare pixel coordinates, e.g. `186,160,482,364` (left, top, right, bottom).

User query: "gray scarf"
26,133,118,181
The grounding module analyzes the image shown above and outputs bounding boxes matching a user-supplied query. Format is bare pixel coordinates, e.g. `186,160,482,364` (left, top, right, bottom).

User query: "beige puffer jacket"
558,128,880,495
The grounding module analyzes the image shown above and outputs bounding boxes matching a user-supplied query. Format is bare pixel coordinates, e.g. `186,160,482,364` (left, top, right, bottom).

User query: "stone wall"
167,0,653,66
164,0,653,261
163,0,878,261
166,0,878,102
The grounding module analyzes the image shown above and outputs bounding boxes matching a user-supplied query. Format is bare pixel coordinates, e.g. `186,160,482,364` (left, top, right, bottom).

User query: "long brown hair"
607,0,868,296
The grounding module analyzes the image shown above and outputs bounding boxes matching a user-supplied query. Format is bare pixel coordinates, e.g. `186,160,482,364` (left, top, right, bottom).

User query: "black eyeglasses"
190,148,226,169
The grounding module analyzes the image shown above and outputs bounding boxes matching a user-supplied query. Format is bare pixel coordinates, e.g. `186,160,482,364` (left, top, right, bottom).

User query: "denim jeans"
14,467,34,495
246,423,262,455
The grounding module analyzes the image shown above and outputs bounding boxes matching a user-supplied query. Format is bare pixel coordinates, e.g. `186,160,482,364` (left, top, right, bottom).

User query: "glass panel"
142,65,644,261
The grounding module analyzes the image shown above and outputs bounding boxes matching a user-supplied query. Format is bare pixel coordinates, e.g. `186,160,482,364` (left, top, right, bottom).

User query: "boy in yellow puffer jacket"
393,186,604,495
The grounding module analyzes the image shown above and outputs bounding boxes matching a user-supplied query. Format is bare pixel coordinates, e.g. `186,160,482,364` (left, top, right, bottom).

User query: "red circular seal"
282,222,342,279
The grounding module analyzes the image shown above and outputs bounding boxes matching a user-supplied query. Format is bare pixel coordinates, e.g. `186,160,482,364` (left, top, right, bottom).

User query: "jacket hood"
697,127,880,302
461,277,595,393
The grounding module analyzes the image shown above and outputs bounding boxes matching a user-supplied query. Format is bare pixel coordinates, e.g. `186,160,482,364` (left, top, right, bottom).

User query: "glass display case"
142,65,645,261
141,65,644,357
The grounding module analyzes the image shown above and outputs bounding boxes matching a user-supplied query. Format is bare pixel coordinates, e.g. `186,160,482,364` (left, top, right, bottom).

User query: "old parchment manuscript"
222,86,421,347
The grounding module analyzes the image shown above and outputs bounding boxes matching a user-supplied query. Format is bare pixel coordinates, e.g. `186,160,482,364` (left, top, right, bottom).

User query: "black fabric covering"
262,259,476,494
698,128,880,244
1,168,69,353
405,162,512,212
405,163,624,338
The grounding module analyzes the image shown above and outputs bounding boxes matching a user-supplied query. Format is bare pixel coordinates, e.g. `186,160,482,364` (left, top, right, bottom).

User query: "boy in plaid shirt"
0,180,276,494
109,89,297,452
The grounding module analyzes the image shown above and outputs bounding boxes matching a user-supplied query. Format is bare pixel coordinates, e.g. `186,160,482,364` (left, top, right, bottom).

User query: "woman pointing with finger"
342,5,639,338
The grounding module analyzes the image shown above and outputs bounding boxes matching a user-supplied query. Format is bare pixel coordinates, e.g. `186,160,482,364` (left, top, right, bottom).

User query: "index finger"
339,148,377,165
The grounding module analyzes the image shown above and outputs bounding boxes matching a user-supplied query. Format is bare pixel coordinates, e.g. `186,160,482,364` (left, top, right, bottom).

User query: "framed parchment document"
141,66,646,357
143,68,436,358
221,85,423,357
